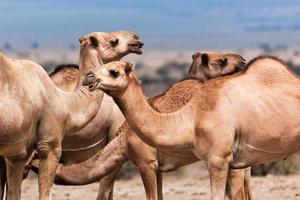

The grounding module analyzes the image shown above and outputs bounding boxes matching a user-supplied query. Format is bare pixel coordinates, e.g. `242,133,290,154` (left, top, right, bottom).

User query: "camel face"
79,31,143,63
188,51,246,81
83,61,134,92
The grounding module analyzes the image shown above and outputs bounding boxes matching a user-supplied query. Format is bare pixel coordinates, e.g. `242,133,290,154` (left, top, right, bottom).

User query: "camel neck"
78,45,103,80
63,46,104,133
113,75,197,150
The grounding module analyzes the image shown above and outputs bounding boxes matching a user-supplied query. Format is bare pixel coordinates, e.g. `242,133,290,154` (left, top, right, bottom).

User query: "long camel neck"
113,74,197,150
63,46,104,133
54,132,128,185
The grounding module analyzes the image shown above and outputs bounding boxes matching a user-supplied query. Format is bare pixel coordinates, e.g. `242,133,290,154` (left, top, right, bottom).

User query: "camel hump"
245,55,289,72
245,55,298,85
49,64,80,91
49,64,79,77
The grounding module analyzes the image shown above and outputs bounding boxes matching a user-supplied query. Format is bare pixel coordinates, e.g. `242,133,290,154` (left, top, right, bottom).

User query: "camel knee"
139,160,159,174
146,160,159,172
37,142,61,160
37,143,51,159
208,153,232,171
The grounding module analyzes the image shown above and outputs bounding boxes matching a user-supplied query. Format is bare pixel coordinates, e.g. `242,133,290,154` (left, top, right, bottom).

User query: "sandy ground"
20,173,300,200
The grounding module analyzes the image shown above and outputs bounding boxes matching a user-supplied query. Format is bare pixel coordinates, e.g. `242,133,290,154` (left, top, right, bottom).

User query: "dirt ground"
21,173,300,200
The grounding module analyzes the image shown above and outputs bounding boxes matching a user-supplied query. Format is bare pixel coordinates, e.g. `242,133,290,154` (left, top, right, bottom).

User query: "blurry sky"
1,0,300,50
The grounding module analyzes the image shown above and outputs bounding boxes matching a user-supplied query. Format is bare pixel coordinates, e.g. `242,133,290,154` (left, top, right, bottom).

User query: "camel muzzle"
128,41,144,54
83,71,101,91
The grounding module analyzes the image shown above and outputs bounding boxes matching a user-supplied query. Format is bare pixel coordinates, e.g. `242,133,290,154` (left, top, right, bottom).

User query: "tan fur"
0,31,143,200
26,31,143,200
54,52,250,200
0,36,105,199
83,56,300,200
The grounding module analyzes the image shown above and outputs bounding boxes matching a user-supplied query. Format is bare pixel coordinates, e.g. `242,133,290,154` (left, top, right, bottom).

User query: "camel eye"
110,39,119,47
218,59,228,68
109,69,119,78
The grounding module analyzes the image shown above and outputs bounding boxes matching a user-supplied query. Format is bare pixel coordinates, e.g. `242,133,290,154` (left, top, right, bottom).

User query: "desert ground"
21,163,300,200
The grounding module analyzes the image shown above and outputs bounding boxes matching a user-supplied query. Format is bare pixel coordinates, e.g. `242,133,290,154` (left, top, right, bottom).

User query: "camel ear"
201,53,209,66
79,36,86,44
192,52,201,60
125,62,135,74
89,36,99,47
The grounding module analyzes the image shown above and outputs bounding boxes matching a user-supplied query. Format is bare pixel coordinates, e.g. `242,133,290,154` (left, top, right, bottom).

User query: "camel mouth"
88,79,101,91
128,41,144,55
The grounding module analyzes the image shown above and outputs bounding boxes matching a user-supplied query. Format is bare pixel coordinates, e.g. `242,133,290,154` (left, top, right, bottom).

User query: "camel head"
188,51,246,82
83,61,135,94
79,31,144,63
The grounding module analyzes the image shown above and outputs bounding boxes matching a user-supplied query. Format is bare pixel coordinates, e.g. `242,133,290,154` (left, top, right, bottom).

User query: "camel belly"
228,84,300,168
0,95,39,156
232,109,300,168
159,150,199,172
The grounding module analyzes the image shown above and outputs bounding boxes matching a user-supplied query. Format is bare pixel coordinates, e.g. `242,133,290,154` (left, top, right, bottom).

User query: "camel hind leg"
225,168,253,200
156,171,163,200
243,167,252,200
0,157,6,200
96,166,122,200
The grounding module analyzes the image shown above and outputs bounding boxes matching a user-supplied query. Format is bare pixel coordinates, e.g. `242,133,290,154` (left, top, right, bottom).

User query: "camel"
82,57,300,200
19,31,143,200
188,51,245,81
52,53,251,200
0,31,142,200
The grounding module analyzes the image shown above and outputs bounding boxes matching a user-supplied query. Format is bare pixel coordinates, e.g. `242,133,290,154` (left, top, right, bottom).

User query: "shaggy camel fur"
54,53,251,200
84,58,300,200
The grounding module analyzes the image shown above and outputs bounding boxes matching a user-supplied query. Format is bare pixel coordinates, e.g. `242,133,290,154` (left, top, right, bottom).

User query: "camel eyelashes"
89,36,99,47
109,69,120,78
110,38,119,47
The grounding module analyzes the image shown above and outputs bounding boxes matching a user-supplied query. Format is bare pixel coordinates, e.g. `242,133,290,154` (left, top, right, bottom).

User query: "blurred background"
2,1,300,199
1,0,300,95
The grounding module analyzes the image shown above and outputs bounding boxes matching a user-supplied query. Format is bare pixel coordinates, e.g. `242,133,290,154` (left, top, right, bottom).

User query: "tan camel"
0,31,142,200
23,31,143,200
83,57,300,200
53,53,251,200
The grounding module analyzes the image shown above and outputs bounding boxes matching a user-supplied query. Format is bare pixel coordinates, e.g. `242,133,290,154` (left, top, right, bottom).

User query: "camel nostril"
83,71,96,85
138,42,144,48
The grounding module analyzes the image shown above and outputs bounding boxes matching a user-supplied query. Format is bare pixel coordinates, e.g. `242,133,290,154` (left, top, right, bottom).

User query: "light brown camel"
23,31,143,200
0,31,142,200
83,57,300,200
53,53,251,200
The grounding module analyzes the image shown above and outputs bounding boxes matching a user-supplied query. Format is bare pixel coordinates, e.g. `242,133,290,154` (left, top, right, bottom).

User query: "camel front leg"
37,144,61,200
207,155,231,200
0,157,6,200
139,161,159,200
96,166,122,200
5,156,28,200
